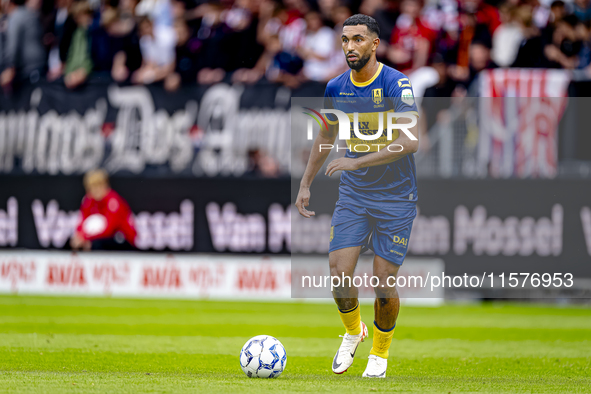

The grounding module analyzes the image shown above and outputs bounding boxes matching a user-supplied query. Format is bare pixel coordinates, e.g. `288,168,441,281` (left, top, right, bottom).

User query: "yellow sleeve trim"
325,116,340,125
350,62,383,87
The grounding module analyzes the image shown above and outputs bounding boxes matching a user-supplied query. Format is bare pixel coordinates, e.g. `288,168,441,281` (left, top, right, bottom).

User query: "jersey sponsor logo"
311,110,418,153
339,92,354,96
397,78,411,88
317,109,418,142
393,235,408,247
372,88,383,104
401,89,414,106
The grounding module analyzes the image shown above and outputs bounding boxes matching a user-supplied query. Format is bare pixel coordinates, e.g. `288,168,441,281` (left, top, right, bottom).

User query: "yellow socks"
338,305,396,357
369,321,395,359
337,303,361,335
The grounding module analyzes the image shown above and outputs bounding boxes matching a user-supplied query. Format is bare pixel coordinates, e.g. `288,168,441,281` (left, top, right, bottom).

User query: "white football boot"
332,321,368,374
362,354,388,378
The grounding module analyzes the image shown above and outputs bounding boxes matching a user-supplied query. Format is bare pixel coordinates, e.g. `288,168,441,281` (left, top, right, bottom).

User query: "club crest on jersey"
372,88,383,105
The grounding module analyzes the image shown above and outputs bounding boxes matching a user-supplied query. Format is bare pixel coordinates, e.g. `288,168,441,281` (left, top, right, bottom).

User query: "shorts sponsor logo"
393,235,408,247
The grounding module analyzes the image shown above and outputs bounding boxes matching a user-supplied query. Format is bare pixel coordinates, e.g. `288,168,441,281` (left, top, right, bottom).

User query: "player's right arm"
295,115,338,218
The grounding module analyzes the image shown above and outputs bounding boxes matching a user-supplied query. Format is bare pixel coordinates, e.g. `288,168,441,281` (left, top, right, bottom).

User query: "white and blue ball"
239,335,287,378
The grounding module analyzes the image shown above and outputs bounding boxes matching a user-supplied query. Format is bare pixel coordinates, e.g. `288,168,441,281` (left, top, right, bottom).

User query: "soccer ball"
239,335,287,378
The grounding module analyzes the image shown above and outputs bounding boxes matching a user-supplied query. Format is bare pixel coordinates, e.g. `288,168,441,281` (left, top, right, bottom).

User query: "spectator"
119,0,140,24
298,11,338,82
44,0,77,81
132,16,176,84
1,0,588,91
259,33,303,87
329,5,351,74
195,2,233,84
64,1,93,89
135,0,173,28
89,8,118,77
461,0,501,36
466,31,497,87
359,0,383,17
421,53,458,152
544,14,581,68
372,0,400,60
164,18,199,91
1,0,46,91
424,53,457,100
0,2,8,74
451,0,500,76
541,0,566,42
109,0,143,82
331,4,352,31
318,0,339,21
283,0,309,19
512,5,546,68
225,0,265,73
576,20,591,68
92,8,142,82
260,2,305,70
573,0,591,23
71,169,137,251
230,0,267,85
492,3,525,66
387,0,434,74
531,0,551,29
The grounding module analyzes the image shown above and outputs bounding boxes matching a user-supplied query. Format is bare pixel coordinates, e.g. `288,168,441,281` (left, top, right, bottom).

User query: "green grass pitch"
0,296,590,393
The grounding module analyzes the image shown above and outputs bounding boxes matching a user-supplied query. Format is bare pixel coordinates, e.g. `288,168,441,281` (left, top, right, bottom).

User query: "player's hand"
325,158,359,176
295,186,315,218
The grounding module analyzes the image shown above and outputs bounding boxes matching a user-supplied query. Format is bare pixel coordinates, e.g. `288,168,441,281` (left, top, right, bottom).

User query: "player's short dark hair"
343,14,380,37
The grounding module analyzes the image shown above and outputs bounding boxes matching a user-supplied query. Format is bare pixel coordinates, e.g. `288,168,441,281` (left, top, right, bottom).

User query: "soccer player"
295,14,419,378
70,169,137,251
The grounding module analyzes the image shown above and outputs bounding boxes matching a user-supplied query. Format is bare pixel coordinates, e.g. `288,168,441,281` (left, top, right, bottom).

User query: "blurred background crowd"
1,0,591,93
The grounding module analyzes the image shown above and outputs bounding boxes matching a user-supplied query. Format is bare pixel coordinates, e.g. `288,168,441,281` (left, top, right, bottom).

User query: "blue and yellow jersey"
324,62,419,204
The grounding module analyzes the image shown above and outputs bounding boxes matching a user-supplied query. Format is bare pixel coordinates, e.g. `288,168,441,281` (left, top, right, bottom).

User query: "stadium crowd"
0,0,590,92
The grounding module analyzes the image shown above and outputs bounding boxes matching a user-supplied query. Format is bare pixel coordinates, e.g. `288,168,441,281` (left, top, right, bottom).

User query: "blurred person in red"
70,169,137,251
387,0,435,74
445,0,500,80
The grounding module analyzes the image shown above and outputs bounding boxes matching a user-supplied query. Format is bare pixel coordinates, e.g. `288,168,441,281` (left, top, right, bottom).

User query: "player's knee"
374,275,399,298
328,260,355,279
374,272,394,286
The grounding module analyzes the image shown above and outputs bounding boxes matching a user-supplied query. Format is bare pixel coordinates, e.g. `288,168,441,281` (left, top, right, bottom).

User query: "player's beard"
346,53,371,71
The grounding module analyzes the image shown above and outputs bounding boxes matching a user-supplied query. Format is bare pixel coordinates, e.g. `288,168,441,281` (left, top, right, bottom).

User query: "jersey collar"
350,62,383,87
